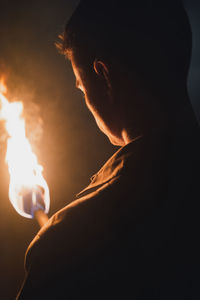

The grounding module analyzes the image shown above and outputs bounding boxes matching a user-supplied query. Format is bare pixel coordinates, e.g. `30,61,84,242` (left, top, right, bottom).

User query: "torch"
0,78,50,228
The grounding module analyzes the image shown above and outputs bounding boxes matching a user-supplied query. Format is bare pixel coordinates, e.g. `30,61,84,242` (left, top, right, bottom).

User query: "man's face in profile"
70,55,125,146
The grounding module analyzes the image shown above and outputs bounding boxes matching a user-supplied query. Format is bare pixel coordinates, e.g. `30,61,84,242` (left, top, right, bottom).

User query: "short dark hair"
60,0,192,84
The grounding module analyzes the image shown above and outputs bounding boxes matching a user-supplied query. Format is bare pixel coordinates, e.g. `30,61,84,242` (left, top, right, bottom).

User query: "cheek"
83,80,115,130
85,94,100,120
85,95,110,133
84,92,123,145
85,89,107,118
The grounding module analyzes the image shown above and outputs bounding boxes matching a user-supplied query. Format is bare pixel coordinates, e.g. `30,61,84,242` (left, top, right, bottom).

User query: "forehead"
70,53,86,82
70,57,86,93
71,58,81,81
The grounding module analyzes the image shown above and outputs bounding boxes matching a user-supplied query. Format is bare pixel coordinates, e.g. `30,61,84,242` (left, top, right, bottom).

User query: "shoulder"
25,176,121,272
25,137,151,271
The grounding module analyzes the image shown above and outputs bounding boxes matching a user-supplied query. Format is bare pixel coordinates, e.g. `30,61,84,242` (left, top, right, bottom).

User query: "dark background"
0,1,199,298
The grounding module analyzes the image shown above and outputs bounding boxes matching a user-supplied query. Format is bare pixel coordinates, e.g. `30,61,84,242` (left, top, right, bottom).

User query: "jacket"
17,117,200,299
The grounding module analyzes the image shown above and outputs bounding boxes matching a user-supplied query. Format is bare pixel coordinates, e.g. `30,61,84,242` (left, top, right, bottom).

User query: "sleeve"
16,211,71,299
16,185,119,300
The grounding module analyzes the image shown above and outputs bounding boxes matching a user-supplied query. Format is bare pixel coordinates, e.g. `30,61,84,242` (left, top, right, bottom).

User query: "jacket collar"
76,136,142,198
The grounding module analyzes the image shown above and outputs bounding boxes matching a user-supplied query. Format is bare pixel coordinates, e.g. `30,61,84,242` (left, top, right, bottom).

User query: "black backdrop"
0,1,199,298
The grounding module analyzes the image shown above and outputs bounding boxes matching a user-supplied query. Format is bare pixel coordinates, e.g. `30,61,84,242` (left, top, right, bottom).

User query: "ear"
93,59,112,91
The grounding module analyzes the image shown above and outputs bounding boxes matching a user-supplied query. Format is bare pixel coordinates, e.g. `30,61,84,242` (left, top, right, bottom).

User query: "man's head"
59,0,192,145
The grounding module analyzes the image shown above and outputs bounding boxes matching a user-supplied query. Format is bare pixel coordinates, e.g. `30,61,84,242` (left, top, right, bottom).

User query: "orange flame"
0,77,50,218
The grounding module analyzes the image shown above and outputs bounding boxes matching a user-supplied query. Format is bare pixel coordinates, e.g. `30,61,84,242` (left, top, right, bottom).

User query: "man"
17,0,200,299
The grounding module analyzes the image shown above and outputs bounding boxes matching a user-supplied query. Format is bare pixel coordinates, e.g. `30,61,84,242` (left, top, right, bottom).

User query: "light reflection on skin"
71,58,130,147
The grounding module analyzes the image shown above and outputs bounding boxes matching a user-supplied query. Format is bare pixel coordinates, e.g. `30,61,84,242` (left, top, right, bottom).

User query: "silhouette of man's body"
18,1,200,299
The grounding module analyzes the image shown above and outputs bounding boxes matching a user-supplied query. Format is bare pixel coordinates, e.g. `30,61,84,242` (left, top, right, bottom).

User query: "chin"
108,135,124,147
95,116,124,146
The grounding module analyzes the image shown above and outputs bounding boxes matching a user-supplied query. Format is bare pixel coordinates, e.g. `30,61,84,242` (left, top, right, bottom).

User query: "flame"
0,77,50,218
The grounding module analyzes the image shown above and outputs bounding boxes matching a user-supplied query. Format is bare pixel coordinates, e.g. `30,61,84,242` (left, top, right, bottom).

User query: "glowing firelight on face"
0,77,50,218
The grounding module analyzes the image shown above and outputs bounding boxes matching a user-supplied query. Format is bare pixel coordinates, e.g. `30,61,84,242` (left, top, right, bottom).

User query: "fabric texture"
17,109,200,299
